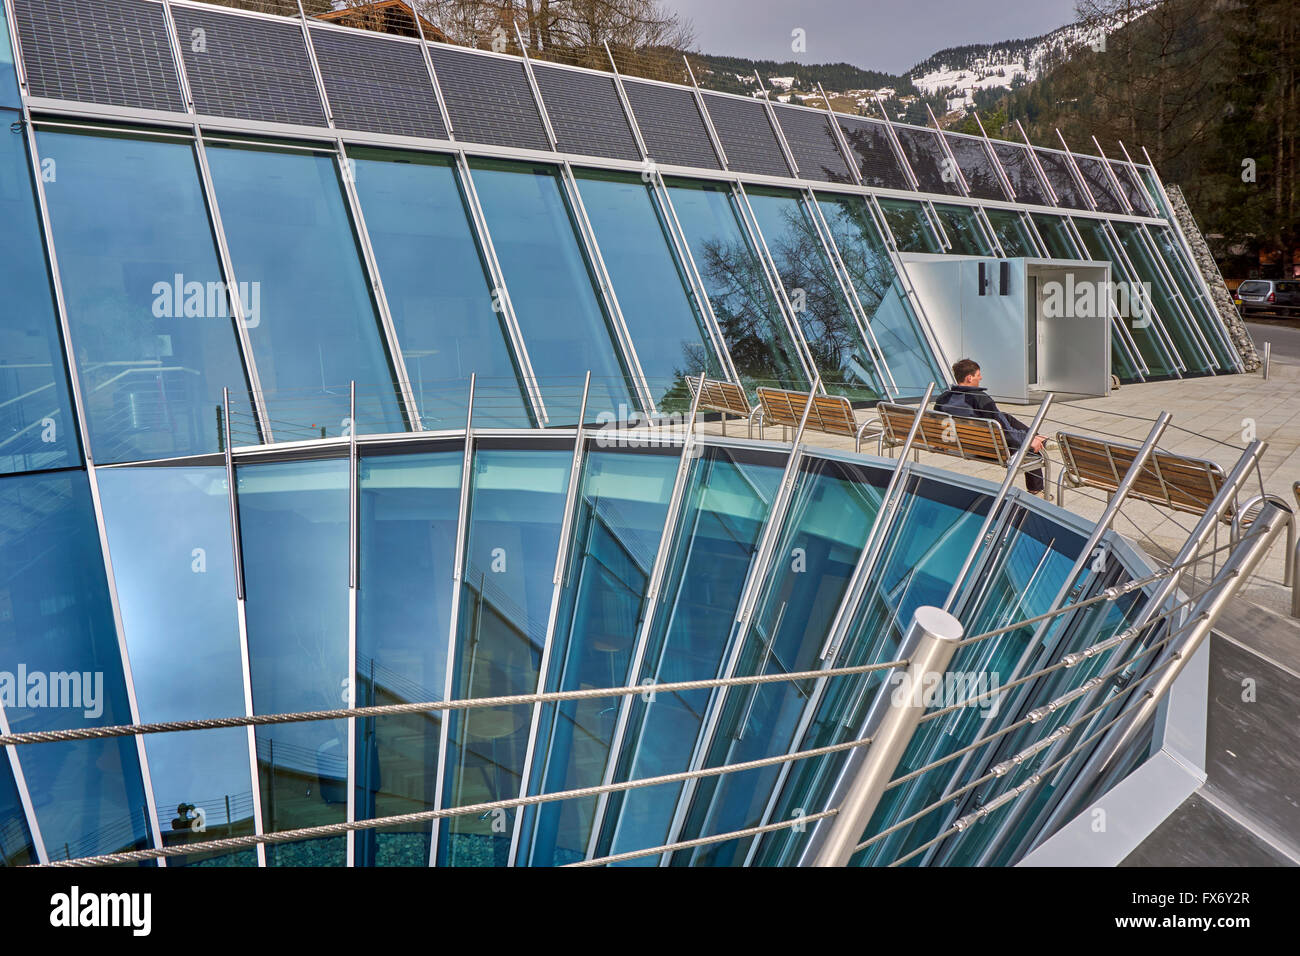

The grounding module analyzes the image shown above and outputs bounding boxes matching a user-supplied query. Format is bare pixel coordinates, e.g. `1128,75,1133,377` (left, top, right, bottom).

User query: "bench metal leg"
721,412,727,436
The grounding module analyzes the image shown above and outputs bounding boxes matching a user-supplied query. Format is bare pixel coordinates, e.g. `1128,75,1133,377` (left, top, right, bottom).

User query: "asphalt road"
1245,318,1300,364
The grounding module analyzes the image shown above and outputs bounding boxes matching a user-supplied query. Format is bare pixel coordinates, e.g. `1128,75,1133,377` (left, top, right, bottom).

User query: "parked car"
1235,279,1300,318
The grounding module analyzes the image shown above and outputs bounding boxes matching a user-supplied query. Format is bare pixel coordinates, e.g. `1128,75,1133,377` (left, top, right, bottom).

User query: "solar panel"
621,79,720,170
772,103,852,183
1110,160,1158,217
172,6,327,127
12,0,183,112
700,92,792,178
309,27,446,140
1033,148,1088,209
428,46,550,152
1074,154,1126,213
836,116,909,190
893,125,962,196
943,132,1008,201
991,142,1050,206
531,64,640,161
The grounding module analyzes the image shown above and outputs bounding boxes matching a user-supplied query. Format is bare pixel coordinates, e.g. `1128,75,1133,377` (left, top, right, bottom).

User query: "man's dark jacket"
933,384,1032,448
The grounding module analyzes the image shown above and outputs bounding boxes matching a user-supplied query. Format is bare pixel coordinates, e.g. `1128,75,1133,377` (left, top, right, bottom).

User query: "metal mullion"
1054,130,1097,211
802,189,897,397
0,703,47,863
1133,222,1218,371
345,383,358,866
753,72,800,177
21,120,166,864
660,385,819,863
922,200,951,252
294,0,334,128
818,83,862,186
684,57,728,170
508,375,591,865
583,377,706,859
604,42,649,160
412,13,454,139
975,207,1006,258
1017,122,1059,207
1097,218,1186,373
733,182,820,389
429,376,475,865
2,0,28,97
872,94,920,192
974,112,1016,202
222,389,266,867
514,23,558,151
927,105,970,197
455,151,548,425
651,173,740,384
561,162,655,415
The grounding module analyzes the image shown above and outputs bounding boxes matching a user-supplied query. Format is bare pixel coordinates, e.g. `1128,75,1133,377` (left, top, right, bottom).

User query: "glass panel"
877,198,941,254
237,458,350,866
438,441,571,867
753,476,990,866
932,203,993,256
836,117,909,190
1073,155,1125,213
355,448,462,867
991,143,1050,207
39,129,252,463
944,134,1007,201
1110,161,1157,217
520,445,679,866
1033,149,1087,209
1150,227,1237,370
348,147,530,430
676,455,887,866
597,445,784,865
745,186,885,401
0,115,78,475
205,143,405,439
97,465,256,866
466,158,636,422
0,470,151,861
665,178,808,390
984,209,1039,258
893,126,962,196
0,757,37,865
816,194,945,397
574,169,721,410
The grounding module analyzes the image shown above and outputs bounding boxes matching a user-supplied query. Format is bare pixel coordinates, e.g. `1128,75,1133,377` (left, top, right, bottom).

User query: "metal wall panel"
773,103,853,183
701,92,792,178
621,78,720,169
836,116,909,190
309,27,446,139
894,125,962,196
532,63,640,161
428,45,550,151
12,0,183,112
172,6,327,127
992,142,1050,206
943,132,1007,201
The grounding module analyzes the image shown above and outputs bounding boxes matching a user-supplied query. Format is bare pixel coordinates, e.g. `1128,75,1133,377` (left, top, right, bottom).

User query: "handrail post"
811,606,964,867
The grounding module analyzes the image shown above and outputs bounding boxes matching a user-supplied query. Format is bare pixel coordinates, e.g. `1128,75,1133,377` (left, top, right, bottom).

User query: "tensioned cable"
32,733,872,867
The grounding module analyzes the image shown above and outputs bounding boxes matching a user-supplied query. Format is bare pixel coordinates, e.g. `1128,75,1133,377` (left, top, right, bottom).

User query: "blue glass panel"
348,148,531,429
355,448,461,867
746,186,885,401
933,203,992,256
752,476,989,866
520,445,679,866
0,756,37,865
0,113,78,474
666,178,808,390
439,441,571,867
574,169,722,410
0,6,18,108
596,445,783,865
466,159,636,422
205,143,405,438
38,129,252,463
97,465,256,866
0,470,151,861
237,458,349,866
815,193,945,397
877,198,942,254
675,455,887,866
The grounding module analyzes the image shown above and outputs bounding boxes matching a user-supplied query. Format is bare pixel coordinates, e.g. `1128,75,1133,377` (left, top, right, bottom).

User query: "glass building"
0,0,1250,867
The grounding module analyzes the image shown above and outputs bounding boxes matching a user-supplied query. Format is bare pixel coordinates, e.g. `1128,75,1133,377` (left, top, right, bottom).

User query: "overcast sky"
665,0,1084,76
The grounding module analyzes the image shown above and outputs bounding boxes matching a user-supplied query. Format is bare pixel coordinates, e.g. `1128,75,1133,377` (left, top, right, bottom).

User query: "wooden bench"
754,387,880,452
876,402,1052,496
1055,432,1227,518
686,376,760,436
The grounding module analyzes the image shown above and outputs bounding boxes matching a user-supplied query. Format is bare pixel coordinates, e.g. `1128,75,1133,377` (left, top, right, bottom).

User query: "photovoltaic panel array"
1111,161,1158,216
773,103,853,184
309,27,446,140
943,132,1008,201
532,63,640,161
1074,155,1126,213
621,79,720,170
991,142,1050,206
701,92,792,178
428,46,550,152
172,6,327,127
11,0,184,113
837,116,910,190
894,126,962,196
1034,148,1088,209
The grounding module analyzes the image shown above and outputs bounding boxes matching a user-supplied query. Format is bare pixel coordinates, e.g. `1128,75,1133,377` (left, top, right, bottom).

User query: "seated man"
934,358,1047,494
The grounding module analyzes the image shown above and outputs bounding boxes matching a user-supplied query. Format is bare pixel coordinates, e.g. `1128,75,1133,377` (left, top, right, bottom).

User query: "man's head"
952,358,982,387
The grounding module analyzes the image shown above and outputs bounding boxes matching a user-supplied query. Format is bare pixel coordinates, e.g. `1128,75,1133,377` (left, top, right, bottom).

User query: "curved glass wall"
38,129,252,463
665,178,809,390
348,148,531,429
205,142,405,439
573,169,722,411
745,186,885,401
0,118,78,475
